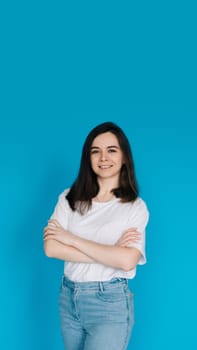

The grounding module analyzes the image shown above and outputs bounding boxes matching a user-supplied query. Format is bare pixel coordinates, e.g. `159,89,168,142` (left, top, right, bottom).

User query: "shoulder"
130,197,149,218
133,197,148,210
123,197,150,229
57,188,70,206
116,196,149,217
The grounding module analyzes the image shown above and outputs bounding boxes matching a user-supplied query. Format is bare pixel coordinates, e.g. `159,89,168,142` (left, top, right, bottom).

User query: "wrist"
68,232,80,247
71,234,84,250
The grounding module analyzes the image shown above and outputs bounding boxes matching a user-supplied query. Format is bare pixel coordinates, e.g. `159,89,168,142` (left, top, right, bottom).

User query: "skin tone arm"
44,219,142,271
44,239,95,263
44,229,140,264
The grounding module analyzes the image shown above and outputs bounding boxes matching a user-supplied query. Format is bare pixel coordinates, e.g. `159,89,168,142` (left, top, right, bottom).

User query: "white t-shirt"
50,188,149,282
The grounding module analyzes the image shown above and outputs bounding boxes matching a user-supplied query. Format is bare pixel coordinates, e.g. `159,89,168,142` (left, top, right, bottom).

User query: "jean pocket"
97,289,125,303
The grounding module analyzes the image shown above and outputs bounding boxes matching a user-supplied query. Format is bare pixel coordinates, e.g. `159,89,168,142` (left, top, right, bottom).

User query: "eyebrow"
90,145,120,149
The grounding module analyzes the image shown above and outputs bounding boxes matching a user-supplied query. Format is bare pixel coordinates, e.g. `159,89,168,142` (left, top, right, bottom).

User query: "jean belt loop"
99,281,104,292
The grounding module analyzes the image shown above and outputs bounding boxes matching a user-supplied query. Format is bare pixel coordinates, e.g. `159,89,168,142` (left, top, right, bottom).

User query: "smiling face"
90,132,124,183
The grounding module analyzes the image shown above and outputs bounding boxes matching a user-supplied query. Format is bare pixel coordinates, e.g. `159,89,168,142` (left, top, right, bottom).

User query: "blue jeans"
59,275,134,350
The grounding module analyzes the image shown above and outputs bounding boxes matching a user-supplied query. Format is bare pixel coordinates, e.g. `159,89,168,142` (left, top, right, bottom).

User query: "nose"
100,151,107,161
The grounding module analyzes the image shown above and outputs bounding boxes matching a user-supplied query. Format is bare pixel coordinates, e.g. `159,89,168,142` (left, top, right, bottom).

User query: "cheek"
90,156,97,169
116,155,124,166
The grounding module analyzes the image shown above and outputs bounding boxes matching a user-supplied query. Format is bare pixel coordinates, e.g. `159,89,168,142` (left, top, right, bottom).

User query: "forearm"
44,239,95,263
44,219,141,269
71,236,141,271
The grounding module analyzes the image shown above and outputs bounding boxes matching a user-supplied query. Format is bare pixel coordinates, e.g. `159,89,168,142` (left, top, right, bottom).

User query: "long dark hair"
66,122,139,213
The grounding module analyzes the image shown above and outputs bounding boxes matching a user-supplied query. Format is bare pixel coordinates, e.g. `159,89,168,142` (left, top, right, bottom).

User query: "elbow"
120,248,141,271
121,262,136,272
44,240,54,258
120,256,138,272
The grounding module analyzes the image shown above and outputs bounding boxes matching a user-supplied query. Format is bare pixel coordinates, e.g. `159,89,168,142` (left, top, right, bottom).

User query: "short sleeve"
50,189,71,229
127,198,149,265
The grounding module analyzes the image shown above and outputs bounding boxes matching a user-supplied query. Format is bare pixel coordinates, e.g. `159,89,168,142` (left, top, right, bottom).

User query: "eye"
90,150,99,154
108,149,117,153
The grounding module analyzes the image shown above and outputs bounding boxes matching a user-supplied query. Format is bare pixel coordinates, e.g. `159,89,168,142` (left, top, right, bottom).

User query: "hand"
44,219,75,246
115,228,141,247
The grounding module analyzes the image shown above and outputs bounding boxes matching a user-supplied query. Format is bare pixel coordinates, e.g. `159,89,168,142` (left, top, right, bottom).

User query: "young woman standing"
44,122,149,350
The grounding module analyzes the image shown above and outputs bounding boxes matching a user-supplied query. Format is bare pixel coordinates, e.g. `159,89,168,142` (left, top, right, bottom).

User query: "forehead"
91,132,119,147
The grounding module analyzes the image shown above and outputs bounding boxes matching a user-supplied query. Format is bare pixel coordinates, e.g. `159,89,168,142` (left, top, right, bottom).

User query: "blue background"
1,1,196,349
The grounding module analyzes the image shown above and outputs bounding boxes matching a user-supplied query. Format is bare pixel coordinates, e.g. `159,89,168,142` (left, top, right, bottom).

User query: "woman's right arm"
44,190,94,263
44,239,95,263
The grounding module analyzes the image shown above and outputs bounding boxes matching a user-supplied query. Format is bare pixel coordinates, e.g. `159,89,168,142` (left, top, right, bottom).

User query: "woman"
44,121,149,350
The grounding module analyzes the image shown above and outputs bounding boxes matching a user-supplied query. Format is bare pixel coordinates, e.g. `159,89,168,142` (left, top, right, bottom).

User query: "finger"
44,234,56,240
47,222,56,228
116,233,137,244
118,235,141,246
124,227,138,233
45,224,60,233
121,238,136,246
44,228,54,236
120,232,141,240
44,229,58,238
125,230,141,236
44,232,54,239
44,225,55,230
121,231,139,239
116,238,128,246
127,236,141,243
48,219,61,227
44,229,60,237
124,231,141,237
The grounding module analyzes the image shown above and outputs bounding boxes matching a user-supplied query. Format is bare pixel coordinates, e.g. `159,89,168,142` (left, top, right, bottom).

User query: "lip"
98,165,113,169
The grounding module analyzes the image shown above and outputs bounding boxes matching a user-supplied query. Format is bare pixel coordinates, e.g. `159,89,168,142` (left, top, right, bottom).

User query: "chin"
97,171,120,179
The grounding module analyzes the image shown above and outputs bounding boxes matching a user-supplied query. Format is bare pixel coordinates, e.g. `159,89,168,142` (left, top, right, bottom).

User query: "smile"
98,165,113,169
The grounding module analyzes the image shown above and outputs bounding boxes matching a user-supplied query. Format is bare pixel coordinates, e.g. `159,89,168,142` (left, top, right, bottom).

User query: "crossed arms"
43,219,142,272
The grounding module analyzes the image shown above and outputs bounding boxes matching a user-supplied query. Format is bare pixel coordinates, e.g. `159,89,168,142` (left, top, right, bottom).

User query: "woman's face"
90,132,124,181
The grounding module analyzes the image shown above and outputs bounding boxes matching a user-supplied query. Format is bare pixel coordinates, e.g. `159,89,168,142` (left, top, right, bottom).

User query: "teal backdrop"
1,1,196,349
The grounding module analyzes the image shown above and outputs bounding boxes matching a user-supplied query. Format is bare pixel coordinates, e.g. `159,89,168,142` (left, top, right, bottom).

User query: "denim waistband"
62,275,128,291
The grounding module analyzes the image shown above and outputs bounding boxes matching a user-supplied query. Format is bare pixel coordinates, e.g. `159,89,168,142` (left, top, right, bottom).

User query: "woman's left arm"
44,219,141,271
71,235,141,271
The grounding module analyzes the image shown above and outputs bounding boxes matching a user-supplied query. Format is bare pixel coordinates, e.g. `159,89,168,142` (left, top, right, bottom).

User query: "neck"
97,176,119,196
94,189,115,202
